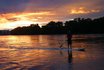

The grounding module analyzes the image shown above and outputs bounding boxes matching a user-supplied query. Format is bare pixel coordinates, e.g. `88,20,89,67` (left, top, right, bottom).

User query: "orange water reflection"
0,35,104,70
0,35,50,48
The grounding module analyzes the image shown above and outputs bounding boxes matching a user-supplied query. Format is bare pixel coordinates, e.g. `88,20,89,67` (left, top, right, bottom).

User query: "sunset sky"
0,0,104,30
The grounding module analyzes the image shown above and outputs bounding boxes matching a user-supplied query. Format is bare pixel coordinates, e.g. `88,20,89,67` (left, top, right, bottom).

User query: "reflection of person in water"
67,31,72,49
67,49,72,63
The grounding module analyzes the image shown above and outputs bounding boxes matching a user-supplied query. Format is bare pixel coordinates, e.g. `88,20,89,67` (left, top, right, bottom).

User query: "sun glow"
1,20,35,30
0,11,55,30
13,20,34,26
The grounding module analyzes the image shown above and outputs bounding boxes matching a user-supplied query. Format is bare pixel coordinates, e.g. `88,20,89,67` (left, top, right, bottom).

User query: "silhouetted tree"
11,16,104,35
11,24,41,35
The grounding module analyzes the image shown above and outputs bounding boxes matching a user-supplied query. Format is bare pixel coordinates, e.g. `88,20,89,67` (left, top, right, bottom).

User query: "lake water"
0,34,104,70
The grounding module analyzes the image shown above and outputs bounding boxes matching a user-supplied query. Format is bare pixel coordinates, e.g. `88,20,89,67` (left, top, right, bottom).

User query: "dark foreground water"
0,34,104,70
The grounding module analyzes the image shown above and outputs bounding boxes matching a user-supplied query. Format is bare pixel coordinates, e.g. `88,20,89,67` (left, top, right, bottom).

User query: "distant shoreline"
1,17,104,35
0,33,104,36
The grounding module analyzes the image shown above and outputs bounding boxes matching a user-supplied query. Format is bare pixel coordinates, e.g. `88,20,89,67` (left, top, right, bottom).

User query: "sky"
0,0,104,30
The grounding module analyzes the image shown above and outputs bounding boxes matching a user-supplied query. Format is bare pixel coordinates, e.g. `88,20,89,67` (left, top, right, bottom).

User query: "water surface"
0,34,104,70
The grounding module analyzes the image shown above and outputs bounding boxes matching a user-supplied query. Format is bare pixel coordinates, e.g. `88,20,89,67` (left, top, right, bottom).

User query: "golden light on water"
6,36,35,47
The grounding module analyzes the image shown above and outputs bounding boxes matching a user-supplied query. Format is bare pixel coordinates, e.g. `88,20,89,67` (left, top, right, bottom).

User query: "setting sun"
0,20,35,30
0,12,55,30
9,20,34,28
0,0,103,30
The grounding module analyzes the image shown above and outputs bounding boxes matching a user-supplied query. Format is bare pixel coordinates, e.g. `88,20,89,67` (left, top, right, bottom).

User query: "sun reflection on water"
0,35,104,70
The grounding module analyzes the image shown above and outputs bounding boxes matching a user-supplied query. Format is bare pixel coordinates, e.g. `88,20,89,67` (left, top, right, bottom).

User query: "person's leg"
68,39,72,49
68,43,69,49
68,40,72,49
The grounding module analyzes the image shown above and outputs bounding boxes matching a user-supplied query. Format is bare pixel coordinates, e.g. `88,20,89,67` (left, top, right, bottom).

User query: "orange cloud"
69,7,100,14
0,11,55,22
0,11,57,30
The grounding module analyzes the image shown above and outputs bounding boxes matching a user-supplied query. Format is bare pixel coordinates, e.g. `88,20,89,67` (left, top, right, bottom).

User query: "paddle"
59,41,66,48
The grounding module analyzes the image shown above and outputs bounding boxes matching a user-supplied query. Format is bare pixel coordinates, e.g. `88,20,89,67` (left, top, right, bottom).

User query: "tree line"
11,16,104,35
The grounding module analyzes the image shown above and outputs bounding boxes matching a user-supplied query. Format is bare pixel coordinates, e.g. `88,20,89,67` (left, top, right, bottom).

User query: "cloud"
68,7,100,14
0,0,104,29
0,0,103,14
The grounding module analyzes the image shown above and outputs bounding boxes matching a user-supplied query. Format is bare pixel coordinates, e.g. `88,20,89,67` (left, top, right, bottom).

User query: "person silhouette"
67,31,72,49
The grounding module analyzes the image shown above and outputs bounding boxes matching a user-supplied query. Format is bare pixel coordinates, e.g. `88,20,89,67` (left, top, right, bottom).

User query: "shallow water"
0,34,104,70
